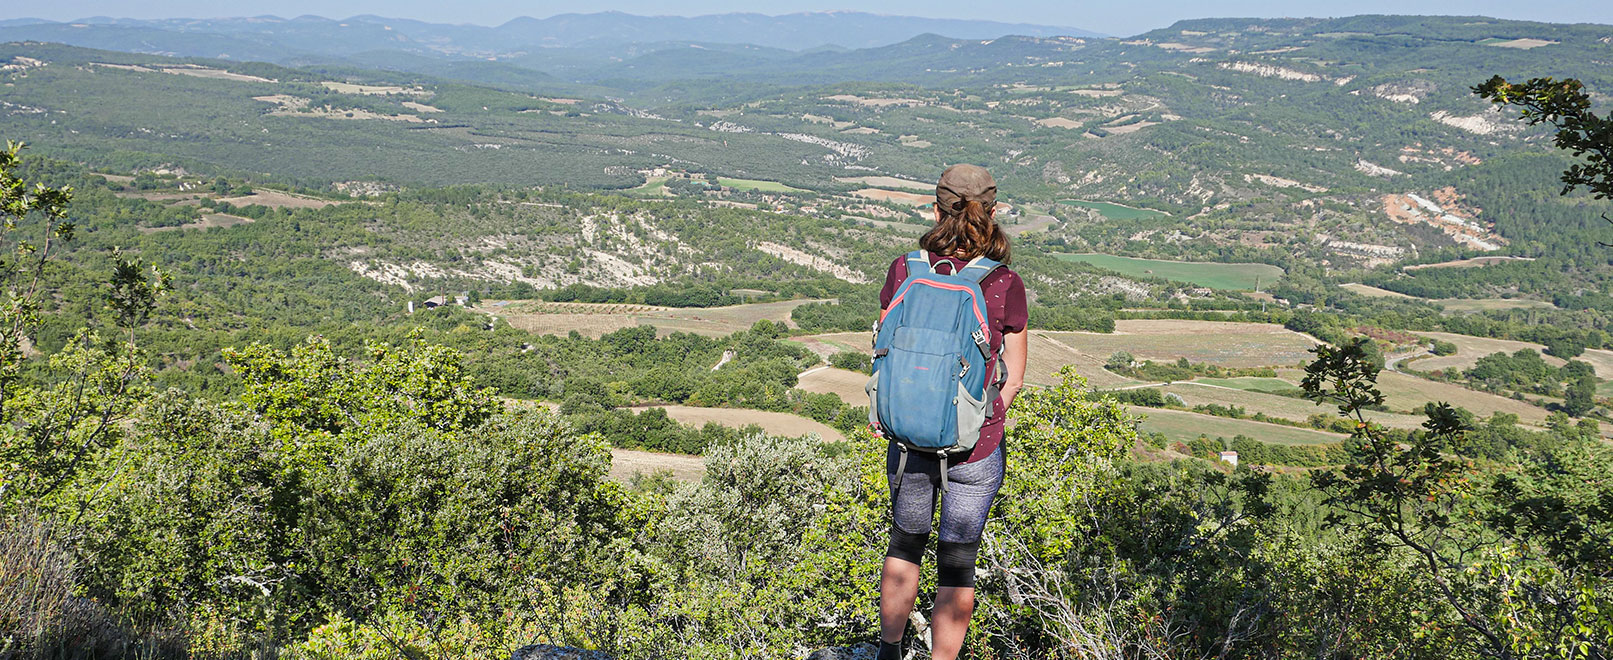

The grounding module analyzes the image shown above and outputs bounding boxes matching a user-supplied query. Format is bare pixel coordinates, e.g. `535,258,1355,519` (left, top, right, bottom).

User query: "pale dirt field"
140,213,254,233
1027,331,1139,389
609,448,706,482
1105,120,1161,134
822,95,925,107
630,405,846,442
1131,406,1346,446
1035,117,1085,129
320,81,427,95
794,330,1135,390
1004,214,1056,236
484,299,831,339
852,188,933,206
793,332,869,360
834,176,932,191
161,65,275,83
1162,382,1429,430
1487,38,1557,49
1046,320,1321,369
796,366,870,405
1340,283,1416,299
219,190,339,209
1412,331,1566,374
1298,368,1552,428
401,101,443,113
1403,256,1534,270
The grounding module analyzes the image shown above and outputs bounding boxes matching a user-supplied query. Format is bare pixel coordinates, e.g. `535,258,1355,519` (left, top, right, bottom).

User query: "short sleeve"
878,256,906,310
999,270,1028,334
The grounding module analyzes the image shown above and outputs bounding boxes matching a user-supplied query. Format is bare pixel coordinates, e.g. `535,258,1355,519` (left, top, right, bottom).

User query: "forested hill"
0,11,1101,58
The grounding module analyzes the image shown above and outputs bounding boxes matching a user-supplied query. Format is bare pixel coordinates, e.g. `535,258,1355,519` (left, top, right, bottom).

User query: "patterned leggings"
884,443,1005,587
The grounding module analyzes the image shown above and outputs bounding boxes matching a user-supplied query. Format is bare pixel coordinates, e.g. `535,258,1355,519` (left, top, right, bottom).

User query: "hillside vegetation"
1,10,1612,659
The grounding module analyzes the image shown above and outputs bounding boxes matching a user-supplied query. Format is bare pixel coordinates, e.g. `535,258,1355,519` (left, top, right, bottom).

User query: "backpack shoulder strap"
958,256,1002,284
905,250,933,276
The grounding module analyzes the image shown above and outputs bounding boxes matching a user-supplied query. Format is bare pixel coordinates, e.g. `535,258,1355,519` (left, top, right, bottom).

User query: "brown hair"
919,198,1011,264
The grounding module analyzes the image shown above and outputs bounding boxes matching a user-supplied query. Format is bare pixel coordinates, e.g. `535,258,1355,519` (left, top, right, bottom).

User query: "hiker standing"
868,164,1028,660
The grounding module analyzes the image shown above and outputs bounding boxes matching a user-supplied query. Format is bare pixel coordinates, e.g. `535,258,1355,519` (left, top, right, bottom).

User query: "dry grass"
1,514,140,657
609,448,706,482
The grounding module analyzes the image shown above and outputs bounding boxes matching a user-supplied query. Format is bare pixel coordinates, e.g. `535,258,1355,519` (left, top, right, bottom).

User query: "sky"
5,1,1611,37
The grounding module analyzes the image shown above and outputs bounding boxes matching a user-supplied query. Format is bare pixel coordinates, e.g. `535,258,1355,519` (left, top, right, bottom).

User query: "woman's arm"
1000,329,1028,409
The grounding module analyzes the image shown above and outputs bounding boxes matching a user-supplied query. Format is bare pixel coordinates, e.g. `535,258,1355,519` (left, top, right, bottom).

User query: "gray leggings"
884,443,1005,587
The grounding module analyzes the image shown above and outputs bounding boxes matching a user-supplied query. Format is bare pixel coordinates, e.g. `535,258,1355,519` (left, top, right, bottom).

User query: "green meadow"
1055,253,1285,290
1058,199,1168,220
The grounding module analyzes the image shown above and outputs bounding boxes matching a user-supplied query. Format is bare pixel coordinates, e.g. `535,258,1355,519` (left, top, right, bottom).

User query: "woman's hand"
1000,329,1028,409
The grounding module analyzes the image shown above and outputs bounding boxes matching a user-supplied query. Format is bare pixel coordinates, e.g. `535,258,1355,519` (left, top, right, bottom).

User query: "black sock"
877,640,902,660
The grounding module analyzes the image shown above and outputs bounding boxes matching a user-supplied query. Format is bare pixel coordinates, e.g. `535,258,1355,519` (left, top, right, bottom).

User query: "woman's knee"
936,539,981,587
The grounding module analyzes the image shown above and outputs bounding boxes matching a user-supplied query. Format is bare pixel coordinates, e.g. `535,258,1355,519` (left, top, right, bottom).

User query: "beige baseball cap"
936,164,997,213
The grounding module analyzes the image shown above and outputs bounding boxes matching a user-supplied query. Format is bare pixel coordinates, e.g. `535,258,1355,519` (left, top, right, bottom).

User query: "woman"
875,164,1028,660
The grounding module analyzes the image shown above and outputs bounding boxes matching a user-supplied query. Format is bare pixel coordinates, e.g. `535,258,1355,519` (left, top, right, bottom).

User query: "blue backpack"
866,250,1004,492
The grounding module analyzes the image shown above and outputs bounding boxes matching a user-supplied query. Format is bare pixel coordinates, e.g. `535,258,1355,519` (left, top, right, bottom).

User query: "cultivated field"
1056,253,1284,290
1435,298,1556,313
483,299,830,338
852,188,933,206
1027,332,1139,389
1340,283,1554,312
1047,320,1320,369
1057,199,1168,220
1161,382,1429,429
631,405,846,442
1411,331,1566,374
834,176,931,191
716,177,806,193
1128,406,1345,446
792,330,1138,390
796,366,870,405
140,213,255,233
1004,214,1057,236
610,448,706,482
1190,376,1299,393
1403,256,1535,270
1340,283,1416,298
792,332,870,360
219,189,341,209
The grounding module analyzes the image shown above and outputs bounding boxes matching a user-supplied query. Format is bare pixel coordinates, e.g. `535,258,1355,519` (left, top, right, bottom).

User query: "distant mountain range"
0,11,1103,61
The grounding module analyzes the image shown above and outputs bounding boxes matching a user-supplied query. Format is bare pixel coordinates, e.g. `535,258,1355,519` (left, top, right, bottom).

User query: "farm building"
1218,451,1239,468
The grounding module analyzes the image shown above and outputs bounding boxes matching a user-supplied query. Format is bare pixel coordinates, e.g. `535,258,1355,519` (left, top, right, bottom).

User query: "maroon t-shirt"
878,253,1028,463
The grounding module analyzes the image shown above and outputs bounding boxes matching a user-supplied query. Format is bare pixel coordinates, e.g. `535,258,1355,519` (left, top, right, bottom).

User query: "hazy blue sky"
7,1,1611,37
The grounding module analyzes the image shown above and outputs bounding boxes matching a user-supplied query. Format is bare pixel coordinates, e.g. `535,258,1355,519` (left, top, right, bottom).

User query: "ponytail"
919,199,1011,264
